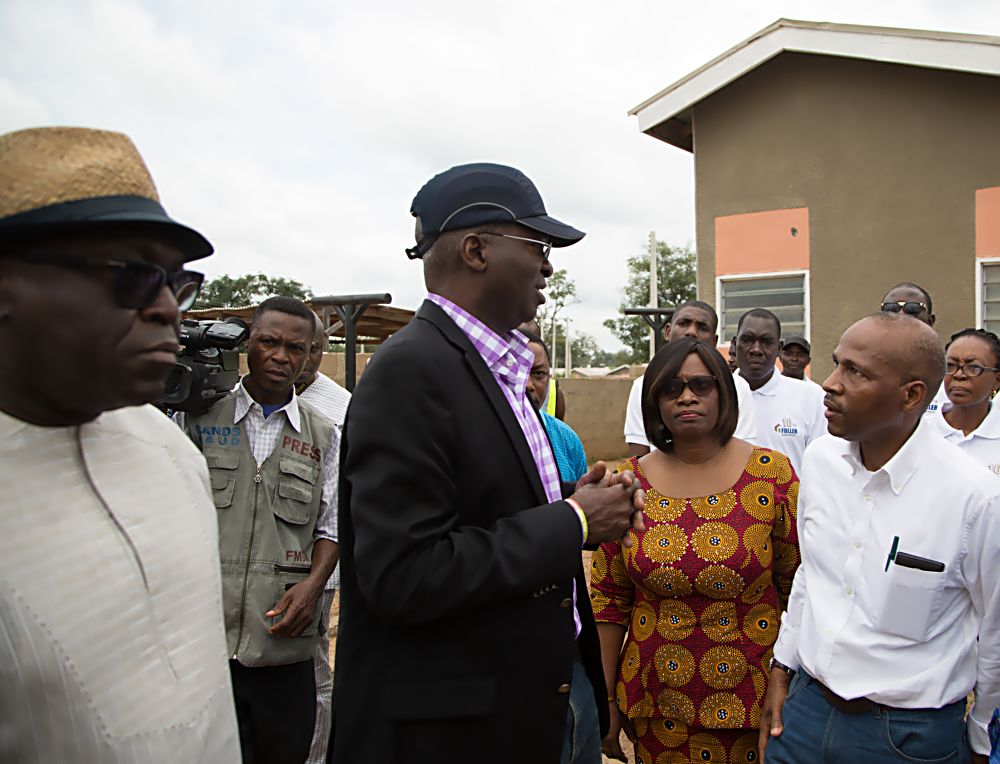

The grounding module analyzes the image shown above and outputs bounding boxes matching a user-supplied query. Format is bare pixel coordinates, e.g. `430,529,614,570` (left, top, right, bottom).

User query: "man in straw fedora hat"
0,127,240,762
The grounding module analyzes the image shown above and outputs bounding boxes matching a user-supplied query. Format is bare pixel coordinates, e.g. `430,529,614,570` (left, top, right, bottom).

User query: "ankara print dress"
590,449,800,764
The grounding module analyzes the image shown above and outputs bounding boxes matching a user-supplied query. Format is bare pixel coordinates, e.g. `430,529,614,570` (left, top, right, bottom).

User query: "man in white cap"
0,127,239,762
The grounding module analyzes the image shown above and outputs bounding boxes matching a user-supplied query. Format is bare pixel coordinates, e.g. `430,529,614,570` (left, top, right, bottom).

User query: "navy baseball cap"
406,162,585,259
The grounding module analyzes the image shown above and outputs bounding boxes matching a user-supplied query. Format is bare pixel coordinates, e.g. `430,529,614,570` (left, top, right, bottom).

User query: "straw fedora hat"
0,126,212,260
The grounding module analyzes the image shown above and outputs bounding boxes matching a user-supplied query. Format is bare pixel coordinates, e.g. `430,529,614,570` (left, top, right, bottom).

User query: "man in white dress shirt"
296,312,351,764
624,300,757,456
759,312,1000,764
736,308,827,476
0,127,240,762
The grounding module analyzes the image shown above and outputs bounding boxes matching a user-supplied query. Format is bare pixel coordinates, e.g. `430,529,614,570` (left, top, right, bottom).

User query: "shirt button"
845,585,853,595
854,542,862,550
863,494,872,501
560,597,572,609
506,356,514,366
558,683,571,694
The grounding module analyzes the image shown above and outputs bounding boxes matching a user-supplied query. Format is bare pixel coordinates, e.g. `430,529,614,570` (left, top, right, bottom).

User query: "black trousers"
230,658,316,764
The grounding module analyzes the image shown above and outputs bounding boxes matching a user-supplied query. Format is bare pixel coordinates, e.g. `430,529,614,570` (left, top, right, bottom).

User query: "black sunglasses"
661,375,717,400
3,251,204,311
880,300,927,316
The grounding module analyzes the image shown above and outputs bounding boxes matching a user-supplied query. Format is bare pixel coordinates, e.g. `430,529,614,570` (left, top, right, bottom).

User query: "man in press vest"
178,295,340,764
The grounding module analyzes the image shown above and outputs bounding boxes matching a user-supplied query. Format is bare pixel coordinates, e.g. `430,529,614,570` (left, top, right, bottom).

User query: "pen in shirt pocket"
884,536,946,573
884,535,899,572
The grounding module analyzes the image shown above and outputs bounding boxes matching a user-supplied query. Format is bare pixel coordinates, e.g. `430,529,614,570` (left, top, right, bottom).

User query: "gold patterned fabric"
590,448,800,752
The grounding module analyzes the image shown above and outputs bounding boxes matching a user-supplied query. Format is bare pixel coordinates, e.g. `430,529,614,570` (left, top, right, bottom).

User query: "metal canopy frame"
311,293,392,392
623,306,676,355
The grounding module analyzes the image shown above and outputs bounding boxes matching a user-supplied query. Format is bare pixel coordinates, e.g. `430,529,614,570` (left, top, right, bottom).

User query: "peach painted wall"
715,207,809,276
977,187,1000,259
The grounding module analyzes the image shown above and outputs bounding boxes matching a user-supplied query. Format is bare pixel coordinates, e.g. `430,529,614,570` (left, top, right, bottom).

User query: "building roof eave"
629,18,1000,149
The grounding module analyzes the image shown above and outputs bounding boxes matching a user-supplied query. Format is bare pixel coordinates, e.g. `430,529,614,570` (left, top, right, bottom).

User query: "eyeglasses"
3,252,204,311
479,232,552,262
661,375,717,400
945,361,1000,377
881,301,927,316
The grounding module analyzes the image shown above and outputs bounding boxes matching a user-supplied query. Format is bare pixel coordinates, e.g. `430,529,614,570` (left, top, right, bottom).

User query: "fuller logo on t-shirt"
773,418,799,436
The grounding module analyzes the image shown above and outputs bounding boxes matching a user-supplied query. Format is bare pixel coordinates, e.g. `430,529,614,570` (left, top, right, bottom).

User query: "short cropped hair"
947,327,1000,367
520,329,550,363
737,308,781,337
867,312,945,408
252,296,315,328
673,300,719,333
641,337,739,452
886,281,933,314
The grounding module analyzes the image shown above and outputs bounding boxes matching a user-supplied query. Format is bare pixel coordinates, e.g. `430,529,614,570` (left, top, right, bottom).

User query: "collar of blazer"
417,299,550,505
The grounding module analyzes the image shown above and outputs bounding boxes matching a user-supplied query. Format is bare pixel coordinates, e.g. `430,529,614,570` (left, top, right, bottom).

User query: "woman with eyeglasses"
590,337,800,764
932,329,1000,465
933,328,1000,764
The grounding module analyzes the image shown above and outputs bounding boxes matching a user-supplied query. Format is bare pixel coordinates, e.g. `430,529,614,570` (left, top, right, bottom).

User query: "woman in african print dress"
591,338,800,764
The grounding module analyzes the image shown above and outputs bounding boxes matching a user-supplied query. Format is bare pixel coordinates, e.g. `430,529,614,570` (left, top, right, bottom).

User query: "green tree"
603,241,696,363
535,269,578,349
197,273,313,308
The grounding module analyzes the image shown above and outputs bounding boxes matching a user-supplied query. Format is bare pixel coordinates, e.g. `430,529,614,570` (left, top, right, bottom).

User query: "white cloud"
3,0,1000,348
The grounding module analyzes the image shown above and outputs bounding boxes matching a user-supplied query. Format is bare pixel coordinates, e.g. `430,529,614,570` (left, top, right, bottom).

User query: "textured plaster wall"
692,52,1000,378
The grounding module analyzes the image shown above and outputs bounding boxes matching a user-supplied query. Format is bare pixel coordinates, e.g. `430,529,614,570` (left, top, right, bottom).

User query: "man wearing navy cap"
333,163,646,764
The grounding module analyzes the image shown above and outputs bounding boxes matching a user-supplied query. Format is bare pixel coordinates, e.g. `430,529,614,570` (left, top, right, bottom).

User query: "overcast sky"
4,0,999,350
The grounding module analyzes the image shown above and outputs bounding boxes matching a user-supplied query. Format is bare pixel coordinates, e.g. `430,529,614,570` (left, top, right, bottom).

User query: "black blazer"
332,300,609,764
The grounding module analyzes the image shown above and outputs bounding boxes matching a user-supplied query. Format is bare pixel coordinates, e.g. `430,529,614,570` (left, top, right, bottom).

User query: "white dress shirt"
927,402,1000,476
772,421,1000,754
0,405,240,762
741,370,827,476
624,370,757,447
299,372,351,590
299,371,351,429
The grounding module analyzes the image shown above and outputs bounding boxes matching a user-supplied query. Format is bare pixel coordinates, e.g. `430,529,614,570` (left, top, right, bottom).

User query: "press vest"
186,392,334,667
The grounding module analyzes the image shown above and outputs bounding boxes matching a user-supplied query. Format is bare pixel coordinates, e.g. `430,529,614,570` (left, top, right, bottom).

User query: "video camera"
157,317,249,414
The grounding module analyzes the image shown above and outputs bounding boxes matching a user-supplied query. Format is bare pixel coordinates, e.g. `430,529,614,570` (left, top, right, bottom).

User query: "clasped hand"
570,461,646,546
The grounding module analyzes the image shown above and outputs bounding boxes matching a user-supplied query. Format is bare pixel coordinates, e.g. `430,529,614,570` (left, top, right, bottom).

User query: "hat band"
0,195,169,228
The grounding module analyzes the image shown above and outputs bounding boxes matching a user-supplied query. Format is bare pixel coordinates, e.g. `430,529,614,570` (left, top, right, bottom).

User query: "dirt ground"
327,553,637,762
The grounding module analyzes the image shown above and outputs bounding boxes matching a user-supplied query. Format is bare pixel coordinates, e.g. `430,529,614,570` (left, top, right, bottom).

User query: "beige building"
630,19,1000,378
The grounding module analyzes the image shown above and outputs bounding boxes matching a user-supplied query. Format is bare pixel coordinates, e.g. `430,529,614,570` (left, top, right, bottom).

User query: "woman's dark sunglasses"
880,300,927,316
662,375,717,400
3,252,204,311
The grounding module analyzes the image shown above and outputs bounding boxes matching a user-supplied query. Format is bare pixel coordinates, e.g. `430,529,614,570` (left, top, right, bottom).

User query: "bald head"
862,312,945,399
823,313,944,448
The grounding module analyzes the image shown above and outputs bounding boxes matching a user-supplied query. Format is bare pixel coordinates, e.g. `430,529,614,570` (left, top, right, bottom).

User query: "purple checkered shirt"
427,293,583,637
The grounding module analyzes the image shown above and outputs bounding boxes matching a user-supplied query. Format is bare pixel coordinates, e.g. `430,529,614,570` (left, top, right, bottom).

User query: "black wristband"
768,657,794,675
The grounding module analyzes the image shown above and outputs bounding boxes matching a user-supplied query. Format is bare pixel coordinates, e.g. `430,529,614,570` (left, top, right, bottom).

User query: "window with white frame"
981,261,1000,335
718,273,807,343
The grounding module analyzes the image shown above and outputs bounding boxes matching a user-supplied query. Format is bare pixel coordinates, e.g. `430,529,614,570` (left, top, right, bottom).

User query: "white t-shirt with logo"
624,371,758,448
741,370,827,476
927,400,1000,476
923,383,950,417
